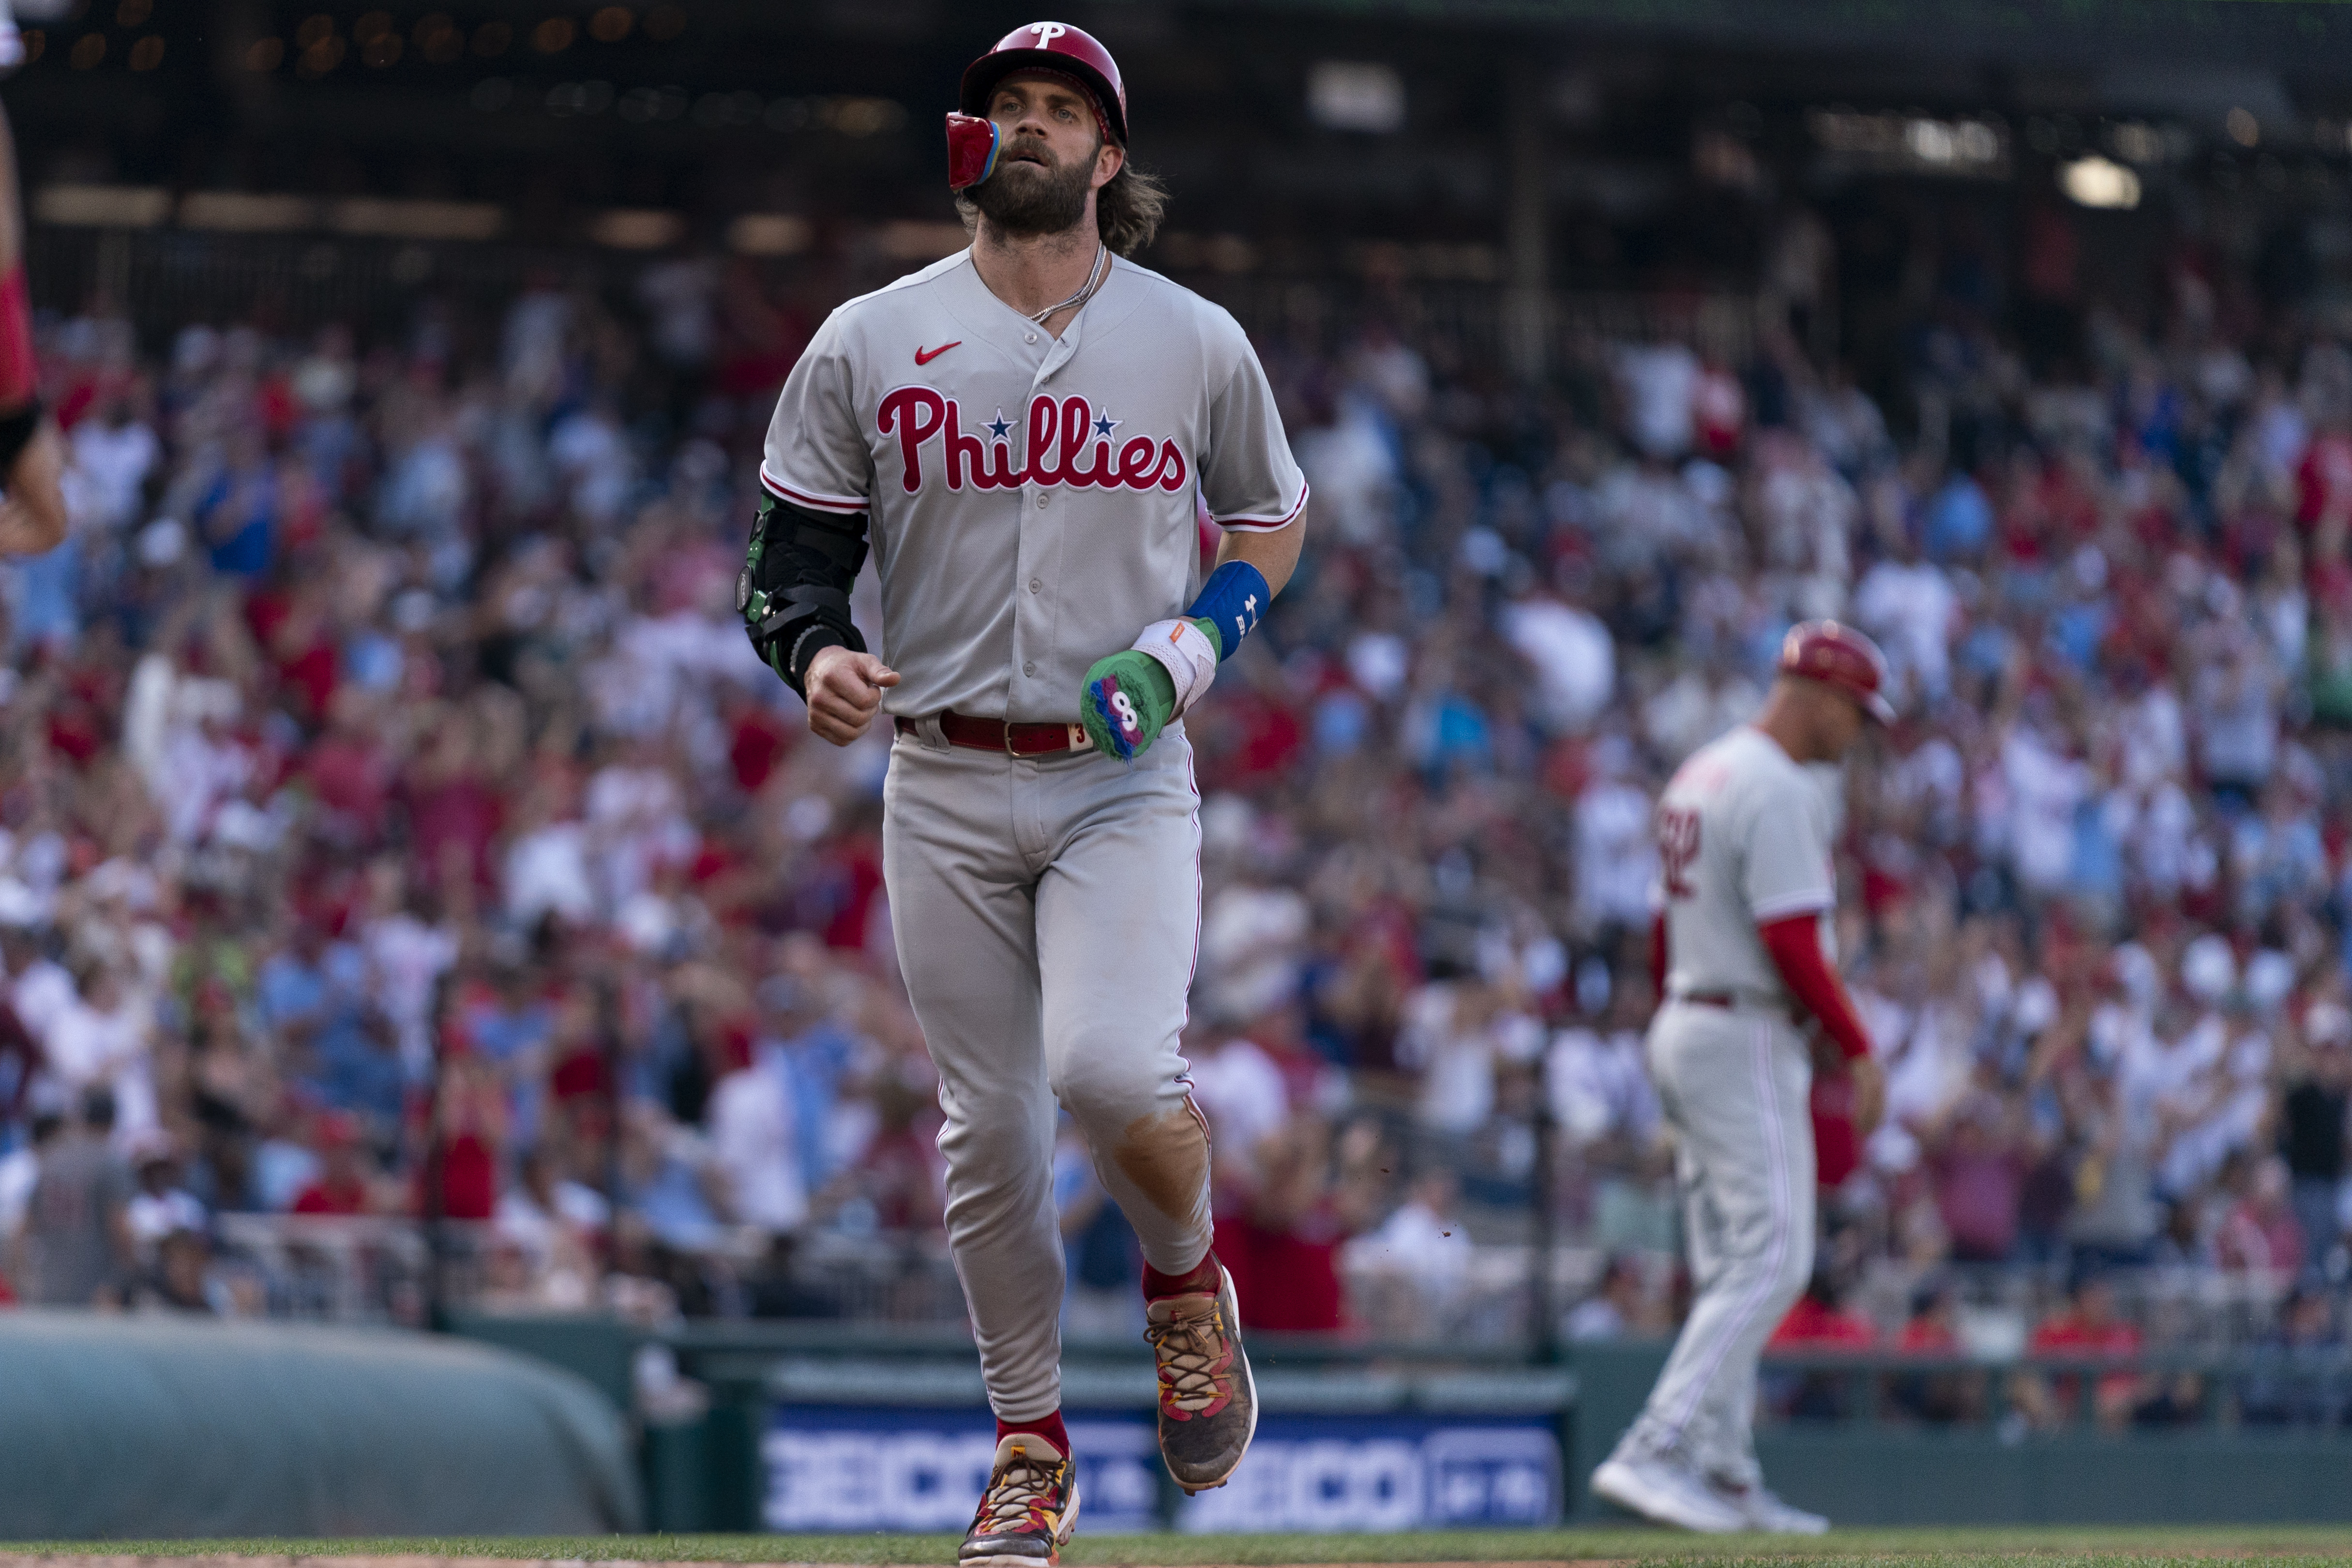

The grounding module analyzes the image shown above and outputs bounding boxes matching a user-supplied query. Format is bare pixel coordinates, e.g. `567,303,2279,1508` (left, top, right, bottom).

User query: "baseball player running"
741,21,1306,1566
1591,621,1889,1535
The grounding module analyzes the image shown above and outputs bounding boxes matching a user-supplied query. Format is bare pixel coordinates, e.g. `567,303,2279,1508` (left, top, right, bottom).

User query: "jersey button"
1029,578,1041,593
1036,493,1048,508
1025,332,1038,344
1023,660,1037,676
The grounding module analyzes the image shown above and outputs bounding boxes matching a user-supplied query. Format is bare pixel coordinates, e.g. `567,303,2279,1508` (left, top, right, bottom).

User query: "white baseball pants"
882,723,1214,1423
1613,1001,1815,1490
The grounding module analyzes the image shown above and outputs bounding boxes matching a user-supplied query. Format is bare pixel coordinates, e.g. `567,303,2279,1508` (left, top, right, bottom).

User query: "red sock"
996,1409,1070,1454
1142,1252,1221,1300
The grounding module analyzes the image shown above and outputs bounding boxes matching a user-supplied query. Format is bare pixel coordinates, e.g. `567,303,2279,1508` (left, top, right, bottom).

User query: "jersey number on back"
1658,806,1701,899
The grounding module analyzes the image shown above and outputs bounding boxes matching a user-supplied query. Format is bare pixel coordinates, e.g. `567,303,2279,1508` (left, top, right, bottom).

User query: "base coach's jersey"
1654,724,1836,1006
760,248,1308,724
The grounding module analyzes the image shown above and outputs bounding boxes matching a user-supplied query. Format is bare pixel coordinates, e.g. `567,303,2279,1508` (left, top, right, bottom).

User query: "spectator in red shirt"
415,1051,507,1223
722,685,795,796
2295,407,2352,534
1767,1271,1875,1421
304,689,397,848
2018,1274,2145,1431
1770,1271,1877,1350
401,716,503,904
1226,1114,1384,1334
1889,1281,1980,1423
2215,1154,2306,1277
290,1113,374,1215
1896,1284,1960,1353
1928,1093,2029,1262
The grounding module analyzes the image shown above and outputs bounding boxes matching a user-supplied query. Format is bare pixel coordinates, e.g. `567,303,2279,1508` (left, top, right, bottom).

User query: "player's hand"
1080,648,1177,761
804,645,898,747
1846,1053,1885,1140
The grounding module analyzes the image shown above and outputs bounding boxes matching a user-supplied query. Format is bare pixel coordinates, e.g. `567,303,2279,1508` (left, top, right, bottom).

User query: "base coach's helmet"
961,21,1129,145
1779,620,1896,724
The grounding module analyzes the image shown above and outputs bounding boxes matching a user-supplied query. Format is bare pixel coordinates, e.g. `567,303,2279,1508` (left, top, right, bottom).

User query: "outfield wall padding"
0,1312,642,1539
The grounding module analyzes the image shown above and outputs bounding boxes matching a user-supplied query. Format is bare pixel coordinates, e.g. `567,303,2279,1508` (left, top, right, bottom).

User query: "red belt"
1681,991,1739,1009
896,712,1090,757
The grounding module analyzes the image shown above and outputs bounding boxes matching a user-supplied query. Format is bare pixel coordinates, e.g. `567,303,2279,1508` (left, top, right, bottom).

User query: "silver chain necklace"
1027,241,1109,324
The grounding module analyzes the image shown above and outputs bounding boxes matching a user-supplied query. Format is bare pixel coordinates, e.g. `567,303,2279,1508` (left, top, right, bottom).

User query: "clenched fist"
805,645,899,747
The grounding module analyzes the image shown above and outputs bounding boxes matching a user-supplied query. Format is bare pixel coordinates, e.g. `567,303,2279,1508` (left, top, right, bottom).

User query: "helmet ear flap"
947,113,1000,191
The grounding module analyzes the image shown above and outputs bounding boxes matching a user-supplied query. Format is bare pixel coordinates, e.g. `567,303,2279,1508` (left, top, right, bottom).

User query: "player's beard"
970,137,1095,239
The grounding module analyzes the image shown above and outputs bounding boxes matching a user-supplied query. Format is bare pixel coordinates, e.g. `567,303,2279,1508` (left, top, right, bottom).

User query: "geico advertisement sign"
763,1407,1560,1533
763,1413,1161,1533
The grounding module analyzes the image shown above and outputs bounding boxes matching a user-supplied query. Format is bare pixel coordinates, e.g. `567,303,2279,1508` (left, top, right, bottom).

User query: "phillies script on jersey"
878,387,1191,495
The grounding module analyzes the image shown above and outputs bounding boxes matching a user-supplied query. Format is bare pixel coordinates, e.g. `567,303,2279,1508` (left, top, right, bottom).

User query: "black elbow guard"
740,495,870,699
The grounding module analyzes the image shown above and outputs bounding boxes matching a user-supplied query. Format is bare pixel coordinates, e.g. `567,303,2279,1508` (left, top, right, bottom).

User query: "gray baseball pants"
1612,1001,1815,1490
883,721,1214,1423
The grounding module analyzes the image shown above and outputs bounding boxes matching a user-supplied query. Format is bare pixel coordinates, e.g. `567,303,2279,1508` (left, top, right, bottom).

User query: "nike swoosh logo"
914,341,961,365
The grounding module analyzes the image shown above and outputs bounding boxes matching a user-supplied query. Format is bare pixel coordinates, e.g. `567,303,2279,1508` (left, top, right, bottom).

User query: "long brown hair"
1094,163,1167,257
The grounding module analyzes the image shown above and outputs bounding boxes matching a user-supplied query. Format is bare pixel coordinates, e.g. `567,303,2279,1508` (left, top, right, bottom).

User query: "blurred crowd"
1194,199,2352,1371
5,190,2352,1395
0,262,944,1323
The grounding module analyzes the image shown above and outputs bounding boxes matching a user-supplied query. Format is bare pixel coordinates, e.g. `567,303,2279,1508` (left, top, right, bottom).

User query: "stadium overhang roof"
1175,0,2352,75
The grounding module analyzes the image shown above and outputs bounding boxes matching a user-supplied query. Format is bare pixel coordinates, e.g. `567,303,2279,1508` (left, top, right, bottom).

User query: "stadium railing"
211,1212,499,1324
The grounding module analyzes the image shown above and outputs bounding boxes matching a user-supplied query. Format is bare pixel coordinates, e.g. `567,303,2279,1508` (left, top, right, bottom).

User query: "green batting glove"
1081,649,1178,762
1081,618,1224,762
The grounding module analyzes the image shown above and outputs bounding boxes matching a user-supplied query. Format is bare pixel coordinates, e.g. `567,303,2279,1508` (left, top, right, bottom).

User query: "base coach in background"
1593,621,1891,1536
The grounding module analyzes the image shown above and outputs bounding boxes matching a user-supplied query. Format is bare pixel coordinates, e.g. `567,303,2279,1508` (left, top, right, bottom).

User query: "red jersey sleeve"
1758,911,1873,1062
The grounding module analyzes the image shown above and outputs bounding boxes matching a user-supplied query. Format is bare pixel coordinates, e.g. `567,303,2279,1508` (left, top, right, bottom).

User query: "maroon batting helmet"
1778,620,1896,724
960,21,1129,146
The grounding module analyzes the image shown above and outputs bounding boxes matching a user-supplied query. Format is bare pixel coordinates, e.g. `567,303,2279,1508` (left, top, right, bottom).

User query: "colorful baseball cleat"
1144,1263,1258,1494
959,1432,1081,1568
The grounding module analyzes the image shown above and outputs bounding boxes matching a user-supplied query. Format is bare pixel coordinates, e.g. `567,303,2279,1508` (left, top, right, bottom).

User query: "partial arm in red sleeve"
1648,911,1667,1001
0,101,33,409
1759,911,1872,1062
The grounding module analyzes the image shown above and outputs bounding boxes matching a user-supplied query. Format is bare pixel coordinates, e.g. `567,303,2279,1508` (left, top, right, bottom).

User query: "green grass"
18,1528,2352,1566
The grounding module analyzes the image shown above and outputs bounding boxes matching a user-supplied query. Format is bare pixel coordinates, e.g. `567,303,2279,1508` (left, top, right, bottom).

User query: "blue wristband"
1184,560,1270,663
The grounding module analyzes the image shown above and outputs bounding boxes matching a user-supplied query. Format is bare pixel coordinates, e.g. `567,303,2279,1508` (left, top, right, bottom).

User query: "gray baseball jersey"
1653,724,1835,1005
761,244,1302,1426
760,248,1308,722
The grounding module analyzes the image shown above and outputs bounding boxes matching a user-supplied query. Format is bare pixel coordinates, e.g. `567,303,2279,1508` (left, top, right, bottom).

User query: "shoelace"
973,1448,1064,1536
1146,1298,1229,1413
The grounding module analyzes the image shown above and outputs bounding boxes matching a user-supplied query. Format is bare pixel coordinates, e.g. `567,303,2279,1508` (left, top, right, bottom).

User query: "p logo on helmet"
945,19,1130,189
1777,619,1896,724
